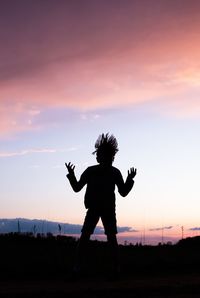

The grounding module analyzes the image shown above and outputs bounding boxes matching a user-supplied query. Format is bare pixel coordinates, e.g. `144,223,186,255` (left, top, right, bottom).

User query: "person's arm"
65,162,88,192
116,167,137,197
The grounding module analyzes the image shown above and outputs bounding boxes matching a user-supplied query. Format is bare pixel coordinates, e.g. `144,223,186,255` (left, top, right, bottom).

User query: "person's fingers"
128,167,137,178
65,162,75,172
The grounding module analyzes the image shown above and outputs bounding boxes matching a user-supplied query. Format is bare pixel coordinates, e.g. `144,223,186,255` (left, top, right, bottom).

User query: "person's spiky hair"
92,133,119,158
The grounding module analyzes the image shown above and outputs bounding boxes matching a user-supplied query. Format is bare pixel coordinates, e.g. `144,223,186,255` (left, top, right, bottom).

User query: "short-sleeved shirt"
78,165,133,209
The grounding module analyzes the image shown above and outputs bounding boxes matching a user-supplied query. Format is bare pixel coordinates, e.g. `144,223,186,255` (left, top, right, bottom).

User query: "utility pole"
143,227,146,245
181,226,184,240
140,232,143,245
161,227,164,244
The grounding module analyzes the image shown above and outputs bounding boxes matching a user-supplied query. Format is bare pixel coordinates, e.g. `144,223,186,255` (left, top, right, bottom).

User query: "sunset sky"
1,0,200,243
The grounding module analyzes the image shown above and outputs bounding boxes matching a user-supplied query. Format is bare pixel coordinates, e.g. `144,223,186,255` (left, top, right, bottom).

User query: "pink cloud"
1,0,200,135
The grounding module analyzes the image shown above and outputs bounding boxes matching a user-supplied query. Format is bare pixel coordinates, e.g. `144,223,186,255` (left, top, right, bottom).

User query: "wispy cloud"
59,147,78,152
80,113,101,121
0,148,56,158
30,165,40,169
149,226,173,232
189,227,200,231
52,164,64,169
0,146,78,158
117,227,139,233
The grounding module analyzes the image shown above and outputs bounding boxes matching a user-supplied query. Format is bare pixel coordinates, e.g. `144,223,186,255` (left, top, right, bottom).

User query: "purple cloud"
149,226,173,232
189,227,200,231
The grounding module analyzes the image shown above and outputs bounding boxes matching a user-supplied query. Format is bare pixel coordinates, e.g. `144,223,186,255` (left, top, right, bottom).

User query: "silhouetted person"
65,133,137,276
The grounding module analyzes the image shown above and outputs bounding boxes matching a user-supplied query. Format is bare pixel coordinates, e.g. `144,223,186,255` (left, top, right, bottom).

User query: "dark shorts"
81,207,117,235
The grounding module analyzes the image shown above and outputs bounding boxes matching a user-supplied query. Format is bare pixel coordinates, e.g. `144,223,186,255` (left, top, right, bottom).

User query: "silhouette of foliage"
1,233,200,282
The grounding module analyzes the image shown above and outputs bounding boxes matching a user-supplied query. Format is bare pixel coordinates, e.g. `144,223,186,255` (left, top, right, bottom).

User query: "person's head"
93,133,119,165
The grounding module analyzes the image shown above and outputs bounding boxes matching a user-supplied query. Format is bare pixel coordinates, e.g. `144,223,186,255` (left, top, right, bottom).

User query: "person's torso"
84,165,120,209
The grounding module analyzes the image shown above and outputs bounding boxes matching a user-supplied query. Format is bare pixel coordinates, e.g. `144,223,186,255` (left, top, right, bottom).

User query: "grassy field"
1,233,200,297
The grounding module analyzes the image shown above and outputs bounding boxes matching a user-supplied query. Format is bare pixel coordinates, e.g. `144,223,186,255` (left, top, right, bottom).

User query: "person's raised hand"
65,162,75,175
128,167,137,179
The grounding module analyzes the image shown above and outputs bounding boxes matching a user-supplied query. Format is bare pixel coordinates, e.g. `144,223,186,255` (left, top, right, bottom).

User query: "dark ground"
2,275,200,298
1,233,200,297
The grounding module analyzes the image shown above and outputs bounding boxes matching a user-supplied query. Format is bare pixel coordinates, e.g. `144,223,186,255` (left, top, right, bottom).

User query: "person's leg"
106,233,120,274
73,231,91,272
74,209,99,272
101,209,120,275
